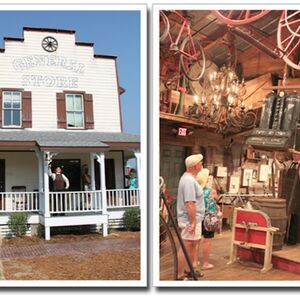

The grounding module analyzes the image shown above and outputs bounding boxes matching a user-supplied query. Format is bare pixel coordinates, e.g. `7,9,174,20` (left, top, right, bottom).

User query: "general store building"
0,27,141,240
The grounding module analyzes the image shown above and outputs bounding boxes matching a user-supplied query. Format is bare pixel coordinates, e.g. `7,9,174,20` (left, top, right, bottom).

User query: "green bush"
7,212,29,237
123,208,140,231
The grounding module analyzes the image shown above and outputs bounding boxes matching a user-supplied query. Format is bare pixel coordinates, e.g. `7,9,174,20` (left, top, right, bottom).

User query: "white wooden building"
0,27,141,240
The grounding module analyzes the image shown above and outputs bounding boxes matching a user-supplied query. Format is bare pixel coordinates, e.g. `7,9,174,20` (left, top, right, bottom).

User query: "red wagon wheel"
212,10,271,25
277,10,300,70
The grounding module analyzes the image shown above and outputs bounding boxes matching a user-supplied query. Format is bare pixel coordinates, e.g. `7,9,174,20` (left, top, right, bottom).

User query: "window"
56,92,93,129
66,94,84,128
2,91,22,127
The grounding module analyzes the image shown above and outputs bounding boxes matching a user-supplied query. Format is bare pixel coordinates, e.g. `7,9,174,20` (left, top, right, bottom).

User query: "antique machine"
246,91,300,150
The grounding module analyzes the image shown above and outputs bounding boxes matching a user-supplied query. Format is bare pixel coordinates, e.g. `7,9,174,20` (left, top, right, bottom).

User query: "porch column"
43,152,51,240
96,152,108,236
34,148,44,212
90,153,96,191
134,150,141,188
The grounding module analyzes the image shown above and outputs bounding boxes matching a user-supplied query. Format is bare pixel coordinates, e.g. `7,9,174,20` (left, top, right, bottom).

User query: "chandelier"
185,64,257,134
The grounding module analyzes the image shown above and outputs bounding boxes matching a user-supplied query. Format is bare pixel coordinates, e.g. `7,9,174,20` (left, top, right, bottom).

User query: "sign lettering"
22,75,78,88
12,55,85,74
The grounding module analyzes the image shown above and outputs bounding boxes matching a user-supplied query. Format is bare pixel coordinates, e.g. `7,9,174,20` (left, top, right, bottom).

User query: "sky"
0,10,141,135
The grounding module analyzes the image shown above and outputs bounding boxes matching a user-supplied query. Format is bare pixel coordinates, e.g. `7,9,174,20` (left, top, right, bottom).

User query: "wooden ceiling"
161,10,298,81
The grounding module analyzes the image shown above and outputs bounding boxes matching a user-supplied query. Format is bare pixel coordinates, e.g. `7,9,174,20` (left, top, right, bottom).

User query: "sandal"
184,270,204,278
202,263,214,270
176,275,189,281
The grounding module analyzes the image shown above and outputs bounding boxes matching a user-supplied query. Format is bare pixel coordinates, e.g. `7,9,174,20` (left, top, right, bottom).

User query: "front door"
160,144,186,200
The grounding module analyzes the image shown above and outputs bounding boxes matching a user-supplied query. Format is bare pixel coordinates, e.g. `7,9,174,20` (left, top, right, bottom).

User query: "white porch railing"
106,188,140,208
49,190,103,214
0,189,140,214
0,192,39,212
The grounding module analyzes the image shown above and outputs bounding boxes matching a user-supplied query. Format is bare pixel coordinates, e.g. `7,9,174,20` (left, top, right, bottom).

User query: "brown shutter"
0,89,2,128
84,93,94,129
22,91,32,128
56,92,66,128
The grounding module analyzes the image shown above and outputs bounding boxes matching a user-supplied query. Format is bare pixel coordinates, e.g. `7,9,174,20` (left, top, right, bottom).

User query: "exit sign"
178,127,187,136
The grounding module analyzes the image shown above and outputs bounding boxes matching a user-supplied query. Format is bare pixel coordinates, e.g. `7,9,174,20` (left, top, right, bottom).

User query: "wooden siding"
0,152,38,192
0,30,121,132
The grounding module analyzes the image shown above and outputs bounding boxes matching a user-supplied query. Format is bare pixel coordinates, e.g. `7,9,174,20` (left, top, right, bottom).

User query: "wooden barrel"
250,197,287,251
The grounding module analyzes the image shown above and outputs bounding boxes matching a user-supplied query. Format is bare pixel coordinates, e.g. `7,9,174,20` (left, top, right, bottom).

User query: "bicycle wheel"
160,214,178,280
277,10,300,70
160,11,170,42
180,36,206,81
212,10,271,25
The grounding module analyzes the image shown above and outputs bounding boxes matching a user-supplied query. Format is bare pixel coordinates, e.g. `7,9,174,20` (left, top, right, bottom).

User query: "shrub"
7,212,29,237
123,208,140,231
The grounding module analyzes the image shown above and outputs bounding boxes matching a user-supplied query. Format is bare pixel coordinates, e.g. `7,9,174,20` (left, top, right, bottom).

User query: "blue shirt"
177,172,205,224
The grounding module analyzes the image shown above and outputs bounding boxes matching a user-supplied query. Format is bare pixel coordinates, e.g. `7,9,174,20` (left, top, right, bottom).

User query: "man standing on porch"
48,165,70,214
176,154,205,280
48,165,70,191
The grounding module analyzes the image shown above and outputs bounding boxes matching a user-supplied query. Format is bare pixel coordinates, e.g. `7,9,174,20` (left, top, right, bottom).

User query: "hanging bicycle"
160,10,206,83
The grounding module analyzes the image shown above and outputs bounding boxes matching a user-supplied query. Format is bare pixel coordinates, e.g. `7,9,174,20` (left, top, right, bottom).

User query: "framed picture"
242,169,253,186
228,176,240,193
215,166,227,177
259,164,269,182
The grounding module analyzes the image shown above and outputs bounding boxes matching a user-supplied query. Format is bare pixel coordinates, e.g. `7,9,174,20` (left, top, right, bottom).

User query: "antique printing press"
246,90,300,244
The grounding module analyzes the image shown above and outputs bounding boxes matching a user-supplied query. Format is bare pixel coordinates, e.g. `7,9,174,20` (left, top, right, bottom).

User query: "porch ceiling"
0,130,140,151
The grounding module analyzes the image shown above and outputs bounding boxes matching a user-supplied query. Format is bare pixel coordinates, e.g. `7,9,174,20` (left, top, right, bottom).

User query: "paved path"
0,238,139,259
0,237,5,279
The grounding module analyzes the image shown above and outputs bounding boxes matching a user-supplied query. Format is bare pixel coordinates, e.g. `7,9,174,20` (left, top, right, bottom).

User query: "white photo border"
0,3,147,288
152,2,300,287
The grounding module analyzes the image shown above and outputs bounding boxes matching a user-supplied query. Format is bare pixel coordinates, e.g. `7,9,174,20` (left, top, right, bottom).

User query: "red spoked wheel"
212,10,271,25
277,10,300,70
160,11,170,42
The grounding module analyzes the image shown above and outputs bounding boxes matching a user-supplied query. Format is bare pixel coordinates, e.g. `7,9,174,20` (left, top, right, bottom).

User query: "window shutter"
0,89,2,128
84,93,94,129
57,93,66,128
22,91,32,128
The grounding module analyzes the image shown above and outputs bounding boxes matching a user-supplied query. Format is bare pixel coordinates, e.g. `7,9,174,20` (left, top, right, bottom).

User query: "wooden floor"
160,228,300,281
198,230,300,281
274,244,300,263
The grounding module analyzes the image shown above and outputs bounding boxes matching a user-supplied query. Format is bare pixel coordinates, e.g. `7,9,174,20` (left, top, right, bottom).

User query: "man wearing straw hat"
176,154,205,280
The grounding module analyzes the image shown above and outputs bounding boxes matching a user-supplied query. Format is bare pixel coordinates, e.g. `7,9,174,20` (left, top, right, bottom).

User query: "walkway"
0,237,4,279
0,238,139,259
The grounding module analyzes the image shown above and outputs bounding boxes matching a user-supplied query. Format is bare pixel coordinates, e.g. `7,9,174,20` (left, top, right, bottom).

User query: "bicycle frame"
165,11,198,60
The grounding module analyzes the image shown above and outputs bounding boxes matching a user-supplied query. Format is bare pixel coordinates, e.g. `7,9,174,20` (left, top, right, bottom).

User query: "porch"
0,130,141,240
0,188,140,239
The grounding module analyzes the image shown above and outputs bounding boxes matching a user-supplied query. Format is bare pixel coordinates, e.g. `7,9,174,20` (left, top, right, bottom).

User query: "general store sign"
12,55,85,88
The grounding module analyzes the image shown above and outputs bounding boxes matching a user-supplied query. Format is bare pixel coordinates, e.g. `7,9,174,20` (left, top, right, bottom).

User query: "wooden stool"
228,207,278,273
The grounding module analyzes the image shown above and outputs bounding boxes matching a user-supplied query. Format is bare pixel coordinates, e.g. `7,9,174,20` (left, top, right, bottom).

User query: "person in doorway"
48,165,70,191
81,164,91,191
176,154,205,280
81,164,91,209
196,168,221,270
48,165,70,214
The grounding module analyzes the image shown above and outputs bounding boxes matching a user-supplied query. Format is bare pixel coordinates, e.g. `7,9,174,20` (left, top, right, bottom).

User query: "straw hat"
185,154,203,168
196,168,210,187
